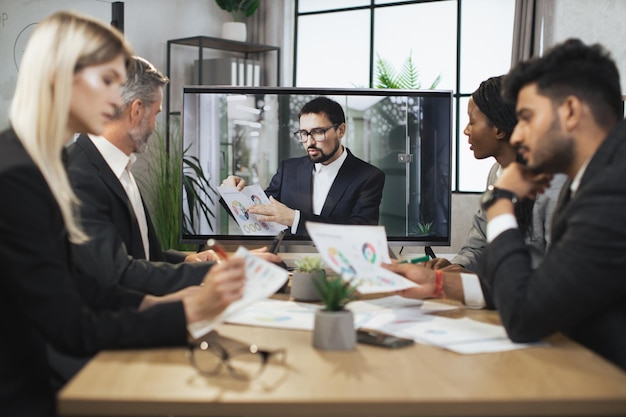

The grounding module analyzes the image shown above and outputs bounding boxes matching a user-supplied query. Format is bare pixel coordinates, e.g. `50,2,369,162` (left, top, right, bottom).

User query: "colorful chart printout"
306,222,418,294
218,184,287,235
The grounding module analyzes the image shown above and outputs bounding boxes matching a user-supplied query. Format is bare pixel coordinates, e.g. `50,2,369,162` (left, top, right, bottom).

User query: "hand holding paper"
187,247,289,339
218,184,287,235
305,222,418,294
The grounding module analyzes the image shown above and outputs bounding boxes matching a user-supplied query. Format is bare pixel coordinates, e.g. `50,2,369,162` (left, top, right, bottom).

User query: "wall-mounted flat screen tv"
180,86,452,249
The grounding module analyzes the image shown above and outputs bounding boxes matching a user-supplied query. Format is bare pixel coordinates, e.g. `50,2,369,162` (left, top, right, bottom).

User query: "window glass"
296,10,371,88
295,0,516,191
299,0,368,13
373,1,457,91
460,0,516,92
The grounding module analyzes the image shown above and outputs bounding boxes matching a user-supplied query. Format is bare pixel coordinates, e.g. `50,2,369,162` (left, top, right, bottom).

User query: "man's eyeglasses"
188,334,286,380
293,123,340,143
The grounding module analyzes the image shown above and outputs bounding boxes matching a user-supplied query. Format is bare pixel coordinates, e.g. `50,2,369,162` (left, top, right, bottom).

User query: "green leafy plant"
413,221,438,237
294,255,325,273
215,0,259,22
182,152,218,237
375,51,441,90
137,120,217,250
313,275,358,312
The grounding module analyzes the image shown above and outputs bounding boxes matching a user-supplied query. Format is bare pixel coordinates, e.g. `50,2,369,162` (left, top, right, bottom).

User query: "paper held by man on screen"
305,222,418,294
218,184,288,235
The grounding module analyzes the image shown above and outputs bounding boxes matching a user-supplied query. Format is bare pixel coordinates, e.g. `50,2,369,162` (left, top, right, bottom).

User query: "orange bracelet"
433,270,446,299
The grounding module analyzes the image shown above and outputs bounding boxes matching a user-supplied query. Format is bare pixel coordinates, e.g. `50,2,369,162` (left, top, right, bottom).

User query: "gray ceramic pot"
312,309,356,350
291,270,324,301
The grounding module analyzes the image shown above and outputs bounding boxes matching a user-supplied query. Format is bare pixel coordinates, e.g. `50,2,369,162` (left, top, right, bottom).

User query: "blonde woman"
0,11,245,416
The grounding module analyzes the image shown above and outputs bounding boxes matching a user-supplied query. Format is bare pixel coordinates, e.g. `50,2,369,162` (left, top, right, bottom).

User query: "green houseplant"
215,0,259,22
291,256,326,302
313,274,358,313
311,274,358,351
137,120,217,251
375,51,441,90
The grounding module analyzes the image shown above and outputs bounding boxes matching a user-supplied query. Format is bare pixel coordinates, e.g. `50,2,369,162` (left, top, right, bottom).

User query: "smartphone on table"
356,329,414,349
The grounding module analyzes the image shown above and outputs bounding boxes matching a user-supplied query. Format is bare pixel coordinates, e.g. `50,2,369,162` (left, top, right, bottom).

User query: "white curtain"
511,0,537,65
248,1,293,86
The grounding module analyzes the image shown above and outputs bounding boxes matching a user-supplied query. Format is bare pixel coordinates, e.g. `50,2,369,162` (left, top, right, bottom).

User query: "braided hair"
472,76,534,235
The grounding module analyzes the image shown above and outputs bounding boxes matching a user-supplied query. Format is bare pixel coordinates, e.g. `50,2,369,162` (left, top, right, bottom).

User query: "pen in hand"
206,239,228,261
398,255,430,264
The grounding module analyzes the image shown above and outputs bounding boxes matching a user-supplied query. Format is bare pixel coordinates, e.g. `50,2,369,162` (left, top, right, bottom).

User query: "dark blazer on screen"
265,148,385,236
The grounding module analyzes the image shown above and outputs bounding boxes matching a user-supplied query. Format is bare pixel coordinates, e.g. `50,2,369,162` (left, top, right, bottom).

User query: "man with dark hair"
387,38,626,370
223,96,385,236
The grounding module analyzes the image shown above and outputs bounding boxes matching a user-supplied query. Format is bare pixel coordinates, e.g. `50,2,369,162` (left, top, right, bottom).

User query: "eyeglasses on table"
188,332,287,381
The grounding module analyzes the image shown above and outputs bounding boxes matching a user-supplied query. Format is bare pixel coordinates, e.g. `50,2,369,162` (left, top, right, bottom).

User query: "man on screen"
222,96,385,236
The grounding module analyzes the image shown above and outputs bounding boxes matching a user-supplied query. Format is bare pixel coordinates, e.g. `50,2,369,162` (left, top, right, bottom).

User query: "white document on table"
305,222,418,294
218,184,287,235
359,313,544,354
225,296,456,331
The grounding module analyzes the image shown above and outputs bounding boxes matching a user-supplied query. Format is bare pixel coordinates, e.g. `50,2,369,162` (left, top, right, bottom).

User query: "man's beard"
523,116,575,175
129,115,151,154
308,140,341,164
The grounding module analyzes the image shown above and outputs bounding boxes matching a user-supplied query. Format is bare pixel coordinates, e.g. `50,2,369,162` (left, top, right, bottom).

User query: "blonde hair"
9,11,132,243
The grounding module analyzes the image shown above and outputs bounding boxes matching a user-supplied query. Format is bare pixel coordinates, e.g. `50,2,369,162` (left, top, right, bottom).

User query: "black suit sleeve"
67,158,210,296
477,173,626,370
0,163,188,356
265,154,385,236
296,167,385,234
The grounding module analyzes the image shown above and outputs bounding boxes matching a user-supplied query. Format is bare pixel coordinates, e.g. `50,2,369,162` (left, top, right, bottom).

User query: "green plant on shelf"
215,0,259,22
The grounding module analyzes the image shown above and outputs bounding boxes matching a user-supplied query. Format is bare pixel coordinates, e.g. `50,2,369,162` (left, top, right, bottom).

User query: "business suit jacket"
478,119,626,370
0,128,187,417
452,162,566,272
265,148,385,236
65,135,209,297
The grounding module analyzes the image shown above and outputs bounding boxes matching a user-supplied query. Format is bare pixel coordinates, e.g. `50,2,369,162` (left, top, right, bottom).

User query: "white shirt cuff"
486,213,518,242
460,273,486,309
291,209,301,234
187,317,220,340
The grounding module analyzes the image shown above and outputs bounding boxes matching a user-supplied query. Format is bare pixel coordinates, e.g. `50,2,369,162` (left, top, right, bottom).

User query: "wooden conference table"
57,297,626,417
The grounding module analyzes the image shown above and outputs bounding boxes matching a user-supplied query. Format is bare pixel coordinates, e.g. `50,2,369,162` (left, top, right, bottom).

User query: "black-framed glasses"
293,123,340,143
188,334,287,380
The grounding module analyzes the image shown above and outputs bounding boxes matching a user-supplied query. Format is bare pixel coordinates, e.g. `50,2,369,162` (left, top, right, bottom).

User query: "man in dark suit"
387,39,626,371
66,56,214,298
223,97,385,236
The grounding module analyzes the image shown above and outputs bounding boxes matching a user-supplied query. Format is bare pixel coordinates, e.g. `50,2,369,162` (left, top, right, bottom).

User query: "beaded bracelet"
433,270,446,299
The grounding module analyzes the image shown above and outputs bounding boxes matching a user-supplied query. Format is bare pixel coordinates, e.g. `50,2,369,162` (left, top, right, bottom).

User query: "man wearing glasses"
222,96,385,236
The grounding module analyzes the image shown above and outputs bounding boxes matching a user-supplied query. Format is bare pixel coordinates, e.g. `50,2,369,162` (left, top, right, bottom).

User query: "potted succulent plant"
215,0,260,42
312,275,358,351
291,256,326,302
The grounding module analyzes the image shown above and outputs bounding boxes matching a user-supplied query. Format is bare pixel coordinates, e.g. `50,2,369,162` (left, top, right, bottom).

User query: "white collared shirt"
89,135,150,260
291,147,349,233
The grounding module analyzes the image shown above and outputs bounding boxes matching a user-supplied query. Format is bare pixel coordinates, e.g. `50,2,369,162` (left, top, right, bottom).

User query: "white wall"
537,0,626,94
